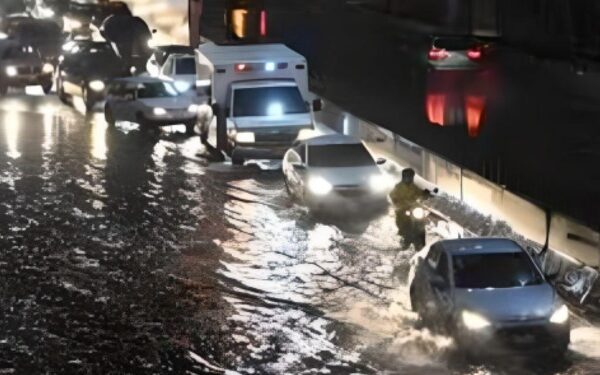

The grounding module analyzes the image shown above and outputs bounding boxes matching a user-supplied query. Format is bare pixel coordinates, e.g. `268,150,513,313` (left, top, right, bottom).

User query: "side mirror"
292,163,306,171
376,157,386,165
312,99,323,112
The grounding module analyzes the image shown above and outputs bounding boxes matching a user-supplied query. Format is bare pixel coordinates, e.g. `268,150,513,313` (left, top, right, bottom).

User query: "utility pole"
189,0,203,47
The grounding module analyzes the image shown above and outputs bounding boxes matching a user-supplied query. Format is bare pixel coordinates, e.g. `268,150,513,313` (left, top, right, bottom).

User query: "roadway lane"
1,93,600,373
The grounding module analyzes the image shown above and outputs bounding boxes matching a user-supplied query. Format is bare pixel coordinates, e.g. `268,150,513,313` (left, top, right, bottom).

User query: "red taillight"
428,48,448,61
235,63,247,72
467,49,482,60
260,10,267,36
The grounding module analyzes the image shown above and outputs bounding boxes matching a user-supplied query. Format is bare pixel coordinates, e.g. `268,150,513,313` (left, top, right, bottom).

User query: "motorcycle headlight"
412,207,426,219
42,63,54,74
369,174,393,192
174,81,191,93
308,176,333,196
550,304,569,324
235,132,255,143
461,310,491,330
153,107,167,116
88,80,105,92
5,66,17,77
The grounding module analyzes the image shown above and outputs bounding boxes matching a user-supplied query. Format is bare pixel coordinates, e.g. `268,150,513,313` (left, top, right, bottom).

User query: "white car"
282,134,392,213
104,76,199,134
159,53,204,96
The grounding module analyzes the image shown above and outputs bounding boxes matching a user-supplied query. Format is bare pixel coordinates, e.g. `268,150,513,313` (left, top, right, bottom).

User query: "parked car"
282,134,392,212
104,76,199,134
146,44,194,77
158,53,198,95
410,237,570,355
0,14,62,62
427,36,492,70
0,40,53,94
56,41,127,109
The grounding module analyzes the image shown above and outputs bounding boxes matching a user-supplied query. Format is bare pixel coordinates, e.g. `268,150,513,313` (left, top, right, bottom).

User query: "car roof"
198,42,305,66
300,134,363,147
111,76,168,84
437,238,524,256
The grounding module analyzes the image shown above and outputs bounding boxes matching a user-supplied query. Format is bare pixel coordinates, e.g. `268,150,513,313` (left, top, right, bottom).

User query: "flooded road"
1,94,600,373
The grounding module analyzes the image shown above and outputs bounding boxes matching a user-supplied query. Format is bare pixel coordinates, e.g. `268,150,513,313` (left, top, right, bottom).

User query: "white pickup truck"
195,42,321,165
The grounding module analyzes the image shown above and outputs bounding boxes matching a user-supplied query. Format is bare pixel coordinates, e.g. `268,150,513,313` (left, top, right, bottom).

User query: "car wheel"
41,81,52,94
82,88,93,111
104,106,115,127
231,151,244,166
185,121,196,135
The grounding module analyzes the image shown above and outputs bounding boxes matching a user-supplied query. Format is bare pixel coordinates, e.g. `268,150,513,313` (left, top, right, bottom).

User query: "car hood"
308,166,380,188
454,283,555,322
139,97,194,109
234,113,312,130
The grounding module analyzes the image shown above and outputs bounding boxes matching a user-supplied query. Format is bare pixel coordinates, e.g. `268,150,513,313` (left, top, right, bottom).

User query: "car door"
418,245,451,319
430,251,453,322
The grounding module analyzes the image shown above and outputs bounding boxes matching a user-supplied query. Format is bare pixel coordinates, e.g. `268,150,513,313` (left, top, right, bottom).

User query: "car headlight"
187,104,199,113
297,128,316,141
0,32,8,40
5,66,17,77
153,107,167,116
461,310,491,330
63,17,81,31
42,63,54,74
369,174,393,192
174,81,191,93
308,176,333,196
88,80,105,92
235,132,255,143
550,304,569,324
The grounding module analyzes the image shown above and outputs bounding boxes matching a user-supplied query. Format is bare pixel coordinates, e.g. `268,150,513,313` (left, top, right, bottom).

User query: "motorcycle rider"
390,168,431,249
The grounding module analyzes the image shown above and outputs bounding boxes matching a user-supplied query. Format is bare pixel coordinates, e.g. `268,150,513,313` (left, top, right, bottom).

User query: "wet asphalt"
0,93,599,374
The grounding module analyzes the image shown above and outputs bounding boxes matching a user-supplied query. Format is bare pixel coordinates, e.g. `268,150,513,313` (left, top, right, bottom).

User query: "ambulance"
195,42,320,164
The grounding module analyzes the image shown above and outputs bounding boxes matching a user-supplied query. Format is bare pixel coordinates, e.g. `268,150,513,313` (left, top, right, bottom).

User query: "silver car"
410,238,570,355
282,134,392,213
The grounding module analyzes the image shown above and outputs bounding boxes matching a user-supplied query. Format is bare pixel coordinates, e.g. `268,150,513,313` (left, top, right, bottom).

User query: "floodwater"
1,94,600,373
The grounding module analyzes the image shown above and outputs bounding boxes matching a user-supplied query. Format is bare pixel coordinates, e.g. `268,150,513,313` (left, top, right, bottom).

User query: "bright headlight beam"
550,305,569,324
88,80,105,92
308,176,333,196
42,63,54,74
174,81,191,92
153,107,167,116
6,66,17,77
462,310,491,330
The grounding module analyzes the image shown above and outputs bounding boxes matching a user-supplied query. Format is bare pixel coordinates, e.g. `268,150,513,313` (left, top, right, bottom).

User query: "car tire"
185,121,196,135
82,87,94,112
41,81,52,94
231,151,244,166
104,106,115,127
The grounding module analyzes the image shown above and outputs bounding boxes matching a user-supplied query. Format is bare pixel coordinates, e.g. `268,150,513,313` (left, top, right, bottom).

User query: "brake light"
467,49,482,60
235,63,247,72
428,48,448,61
260,10,267,36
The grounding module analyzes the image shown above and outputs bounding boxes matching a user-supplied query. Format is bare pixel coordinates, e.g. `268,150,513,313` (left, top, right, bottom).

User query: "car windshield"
308,144,376,167
233,86,308,117
434,38,477,50
175,57,195,74
453,252,544,289
137,82,179,98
